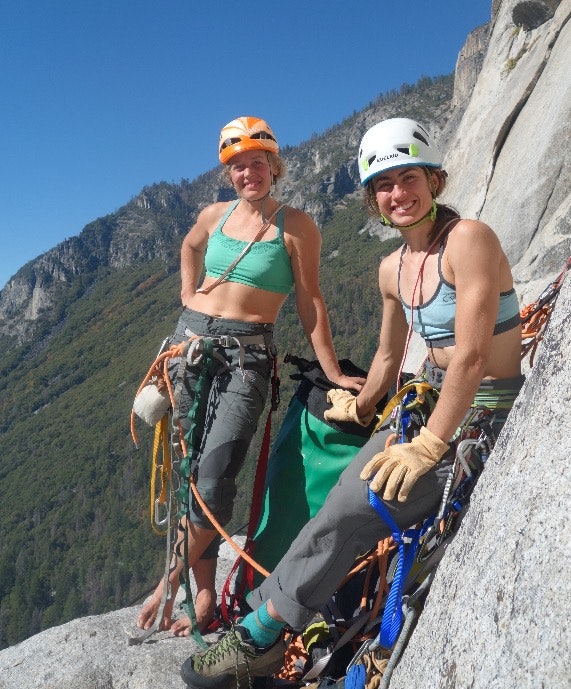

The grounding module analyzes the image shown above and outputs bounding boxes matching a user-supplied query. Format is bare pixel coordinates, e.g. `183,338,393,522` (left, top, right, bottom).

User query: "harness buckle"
215,335,236,348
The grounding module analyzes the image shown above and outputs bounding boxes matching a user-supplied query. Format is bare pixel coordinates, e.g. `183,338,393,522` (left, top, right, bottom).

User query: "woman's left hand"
329,374,366,392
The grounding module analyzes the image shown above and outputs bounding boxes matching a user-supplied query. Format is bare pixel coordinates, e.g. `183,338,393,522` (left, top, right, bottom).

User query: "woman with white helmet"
180,117,524,689
136,116,364,637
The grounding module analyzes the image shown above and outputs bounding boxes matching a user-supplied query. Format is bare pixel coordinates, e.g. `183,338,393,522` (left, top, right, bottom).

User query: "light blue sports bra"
204,200,294,295
398,228,521,347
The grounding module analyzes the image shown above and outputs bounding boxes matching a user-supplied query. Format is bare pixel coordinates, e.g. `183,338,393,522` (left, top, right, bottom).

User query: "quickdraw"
372,380,435,438
520,256,571,366
150,415,173,536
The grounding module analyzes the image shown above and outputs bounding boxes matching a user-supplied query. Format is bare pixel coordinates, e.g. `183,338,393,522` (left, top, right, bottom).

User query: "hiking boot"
180,625,286,689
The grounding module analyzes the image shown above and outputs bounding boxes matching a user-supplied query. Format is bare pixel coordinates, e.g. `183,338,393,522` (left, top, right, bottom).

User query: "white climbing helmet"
358,118,442,186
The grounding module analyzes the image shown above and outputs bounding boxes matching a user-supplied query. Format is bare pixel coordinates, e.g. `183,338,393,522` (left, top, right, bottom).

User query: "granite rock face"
0,539,244,689
390,274,571,689
442,0,571,299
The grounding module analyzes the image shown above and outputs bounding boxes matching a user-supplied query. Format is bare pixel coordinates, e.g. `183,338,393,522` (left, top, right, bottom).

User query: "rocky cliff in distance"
0,0,570,687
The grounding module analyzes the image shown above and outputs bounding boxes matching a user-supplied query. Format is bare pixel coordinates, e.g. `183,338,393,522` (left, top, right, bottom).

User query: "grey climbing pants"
248,366,524,629
170,308,275,557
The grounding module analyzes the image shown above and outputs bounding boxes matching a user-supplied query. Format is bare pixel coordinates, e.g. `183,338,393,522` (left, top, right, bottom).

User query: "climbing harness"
341,389,496,689
128,328,280,646
280,377,498,688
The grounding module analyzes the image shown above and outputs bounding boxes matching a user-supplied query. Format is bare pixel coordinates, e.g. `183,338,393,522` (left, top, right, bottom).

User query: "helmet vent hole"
413,131,429,146
251,132,277,142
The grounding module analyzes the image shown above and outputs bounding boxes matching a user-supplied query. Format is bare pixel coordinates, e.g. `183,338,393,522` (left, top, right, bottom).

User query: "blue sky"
0,1,491,288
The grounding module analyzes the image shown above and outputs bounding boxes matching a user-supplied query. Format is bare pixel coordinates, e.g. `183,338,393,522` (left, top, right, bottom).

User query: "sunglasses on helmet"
220,131,277,150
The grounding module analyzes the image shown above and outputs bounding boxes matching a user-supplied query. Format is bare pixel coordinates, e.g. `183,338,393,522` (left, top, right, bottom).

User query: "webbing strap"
127,477,175,646
177,339,214,650
368,487,420,649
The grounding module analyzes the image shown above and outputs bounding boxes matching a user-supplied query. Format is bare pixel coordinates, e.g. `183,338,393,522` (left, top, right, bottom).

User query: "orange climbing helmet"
218,116,279,164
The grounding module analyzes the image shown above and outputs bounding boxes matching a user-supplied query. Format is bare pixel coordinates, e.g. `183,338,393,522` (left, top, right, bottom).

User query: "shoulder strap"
216,199,240,230
274,204,287,238
197,203,286,295
396,244,407,302
436,217,461,281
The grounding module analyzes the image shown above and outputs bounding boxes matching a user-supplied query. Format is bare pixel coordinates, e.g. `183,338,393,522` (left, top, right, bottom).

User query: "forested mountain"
0,73,462,648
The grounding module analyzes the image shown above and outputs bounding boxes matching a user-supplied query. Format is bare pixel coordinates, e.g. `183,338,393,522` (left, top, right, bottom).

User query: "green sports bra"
203,200,294,295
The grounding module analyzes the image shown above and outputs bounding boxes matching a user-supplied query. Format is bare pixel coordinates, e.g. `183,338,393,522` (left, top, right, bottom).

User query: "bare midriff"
187,278,289,323
427,325,523,379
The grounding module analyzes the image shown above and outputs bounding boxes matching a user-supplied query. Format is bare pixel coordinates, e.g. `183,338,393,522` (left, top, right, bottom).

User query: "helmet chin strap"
380,199,437,230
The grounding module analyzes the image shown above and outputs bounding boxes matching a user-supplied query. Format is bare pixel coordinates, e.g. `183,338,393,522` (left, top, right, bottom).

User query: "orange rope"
368,538,395,622
520,257,570,366
130,338,196,447
338,537,397,622
189,477,270,577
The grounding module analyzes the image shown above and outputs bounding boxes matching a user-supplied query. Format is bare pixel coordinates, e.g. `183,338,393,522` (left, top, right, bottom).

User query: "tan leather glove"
324,389,375,427
360,427,449,502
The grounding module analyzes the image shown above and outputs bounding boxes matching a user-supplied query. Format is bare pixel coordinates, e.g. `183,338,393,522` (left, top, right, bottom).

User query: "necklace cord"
396,219,459,388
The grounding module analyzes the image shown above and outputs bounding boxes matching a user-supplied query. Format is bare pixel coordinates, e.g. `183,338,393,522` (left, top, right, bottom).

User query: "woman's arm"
180,204,222,307
287,208,364,391
425,220,502,442
355,253,409,417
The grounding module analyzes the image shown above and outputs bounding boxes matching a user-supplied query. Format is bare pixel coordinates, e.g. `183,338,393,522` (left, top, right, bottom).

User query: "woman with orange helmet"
136,116,364,637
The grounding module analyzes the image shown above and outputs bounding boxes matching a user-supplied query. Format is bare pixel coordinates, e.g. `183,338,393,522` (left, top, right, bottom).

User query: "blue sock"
240,601,285,648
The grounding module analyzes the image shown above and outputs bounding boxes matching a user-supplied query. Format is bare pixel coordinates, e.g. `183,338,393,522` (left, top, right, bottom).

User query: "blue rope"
345,662,367,689
368,487,420,649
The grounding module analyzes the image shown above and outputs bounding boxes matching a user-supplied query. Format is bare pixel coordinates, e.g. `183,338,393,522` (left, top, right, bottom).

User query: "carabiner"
154,497,170,527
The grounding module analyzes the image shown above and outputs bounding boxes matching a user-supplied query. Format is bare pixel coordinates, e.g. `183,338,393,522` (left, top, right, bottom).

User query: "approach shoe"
180,624,286,689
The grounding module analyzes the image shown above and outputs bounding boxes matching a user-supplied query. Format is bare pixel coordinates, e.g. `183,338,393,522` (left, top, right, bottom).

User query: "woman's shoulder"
447,217,496,240
380,245,405,269
196,201,236,228
282,205,320,239
186,202,236,245
377,247,403,295
281,204,312,222
445,218,504,269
